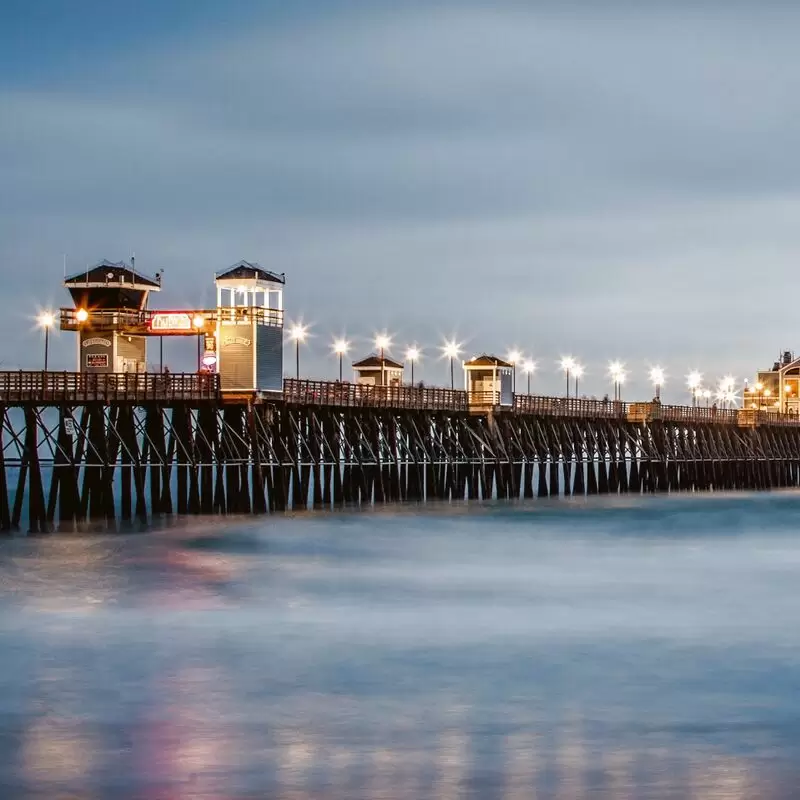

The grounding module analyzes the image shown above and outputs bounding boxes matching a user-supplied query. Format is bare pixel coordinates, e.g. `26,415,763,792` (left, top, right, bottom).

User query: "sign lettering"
150,313,192,332
86,353,109,368
82,337,111,348
63,419,76,437
223,336,251,346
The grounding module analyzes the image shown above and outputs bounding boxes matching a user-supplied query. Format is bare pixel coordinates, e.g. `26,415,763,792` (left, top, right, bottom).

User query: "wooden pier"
3,373,800,531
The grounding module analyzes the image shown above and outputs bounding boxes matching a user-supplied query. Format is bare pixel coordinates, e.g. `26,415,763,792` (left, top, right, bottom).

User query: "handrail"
513,393,800,426
513,394,626,419
59,306,284,333
0,371,220,403
467,390,502,405
283,379,468,411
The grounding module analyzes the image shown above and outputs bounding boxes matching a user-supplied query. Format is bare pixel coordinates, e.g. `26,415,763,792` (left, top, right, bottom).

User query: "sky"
1,0,799,399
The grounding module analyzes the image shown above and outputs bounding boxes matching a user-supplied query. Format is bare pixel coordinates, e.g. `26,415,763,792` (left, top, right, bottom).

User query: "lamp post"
649,366,664,400
720,375,735,410
193,315,205,369
375,334,391,386
573,363,584,398
702,388,712,408
290,324,307,379
687,370,702,407
38,311,55,371
523,359,536,394
405,346,420,385
333,338,349,382
507,350,521,394
443,341,460,390
755,381,764,409
560,356,575,398
609,361,626,401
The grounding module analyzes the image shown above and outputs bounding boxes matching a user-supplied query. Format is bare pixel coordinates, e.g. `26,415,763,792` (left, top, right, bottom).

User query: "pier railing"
513,395,626,419
59,306,283,334
0,371,220,403
657,404,738,425
283,379,468,411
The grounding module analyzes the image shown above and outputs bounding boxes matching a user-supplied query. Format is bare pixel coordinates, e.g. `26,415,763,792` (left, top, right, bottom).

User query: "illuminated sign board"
150,312,192,333
86,353,108,368
82,337,111,348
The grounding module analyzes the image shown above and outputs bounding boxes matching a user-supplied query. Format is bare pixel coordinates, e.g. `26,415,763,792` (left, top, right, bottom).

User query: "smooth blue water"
2,493,800,798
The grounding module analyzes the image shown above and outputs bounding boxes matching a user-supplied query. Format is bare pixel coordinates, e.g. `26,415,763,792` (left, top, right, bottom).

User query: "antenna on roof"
131,252,135,284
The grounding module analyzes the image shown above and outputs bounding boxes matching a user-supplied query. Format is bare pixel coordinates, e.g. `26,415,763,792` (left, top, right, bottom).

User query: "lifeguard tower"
352,354,404,386
464,355,513,411
62,259,161,373
214,261,285,393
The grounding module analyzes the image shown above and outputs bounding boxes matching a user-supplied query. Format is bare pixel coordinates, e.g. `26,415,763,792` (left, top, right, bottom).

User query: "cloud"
1,2,799,396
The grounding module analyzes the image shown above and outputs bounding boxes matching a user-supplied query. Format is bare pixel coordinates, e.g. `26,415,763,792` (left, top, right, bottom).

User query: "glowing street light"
443,340,461,390
75,308,89,323
507,349,521,393
560,356,576,398
573,363,584,398
406,346,420,385
523,359,536,395
289,323,308,379
37,311,55,371
650,366,665,400
609,361,626,401
333,338,349,382
687,370,702,407
701,388,712,407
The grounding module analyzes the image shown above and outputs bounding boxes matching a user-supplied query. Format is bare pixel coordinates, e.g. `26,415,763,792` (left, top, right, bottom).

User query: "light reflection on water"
1,494,800,797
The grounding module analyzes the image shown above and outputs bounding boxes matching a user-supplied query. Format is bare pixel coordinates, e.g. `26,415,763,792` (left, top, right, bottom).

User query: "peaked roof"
64,259,161,288
352,354,404,369
215,260,285,284
464,354,513,368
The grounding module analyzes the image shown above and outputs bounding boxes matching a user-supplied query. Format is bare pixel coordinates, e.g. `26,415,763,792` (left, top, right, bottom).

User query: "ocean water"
1,493,800,798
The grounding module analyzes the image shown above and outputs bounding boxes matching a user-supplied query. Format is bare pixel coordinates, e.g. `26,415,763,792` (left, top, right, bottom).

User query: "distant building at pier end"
750,350,800,413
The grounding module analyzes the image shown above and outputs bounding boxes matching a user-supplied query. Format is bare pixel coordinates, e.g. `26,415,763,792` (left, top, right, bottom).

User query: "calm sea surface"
2,493,800,798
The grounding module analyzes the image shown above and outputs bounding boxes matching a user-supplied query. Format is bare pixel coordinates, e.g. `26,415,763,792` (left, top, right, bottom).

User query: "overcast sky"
1,1,799,398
